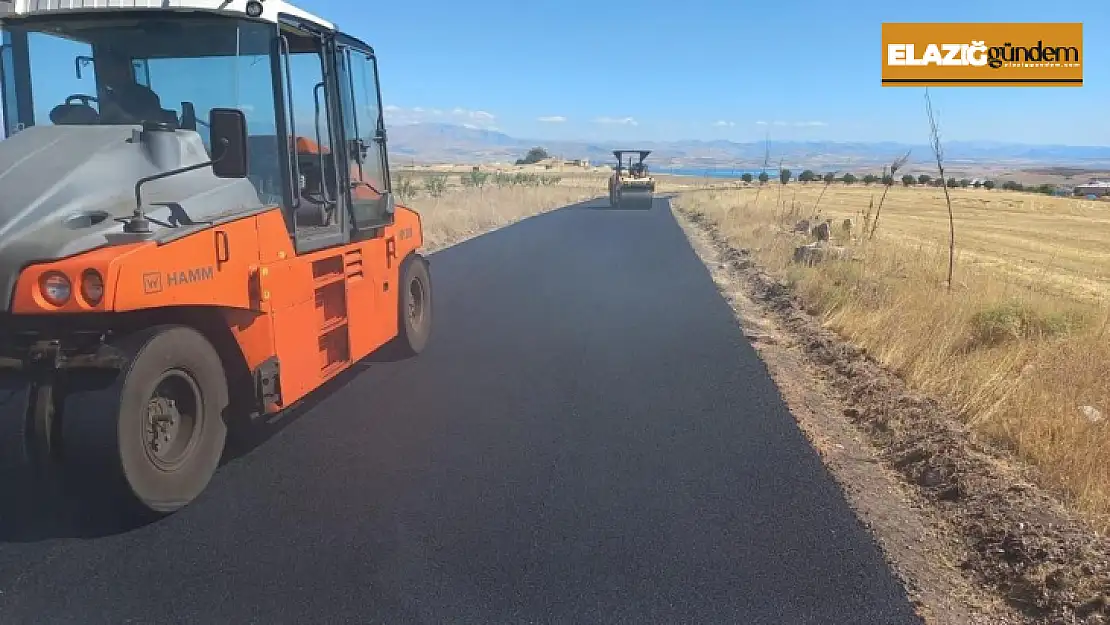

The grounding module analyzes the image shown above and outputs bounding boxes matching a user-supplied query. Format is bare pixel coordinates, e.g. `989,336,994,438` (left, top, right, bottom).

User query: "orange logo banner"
881,22,1083,87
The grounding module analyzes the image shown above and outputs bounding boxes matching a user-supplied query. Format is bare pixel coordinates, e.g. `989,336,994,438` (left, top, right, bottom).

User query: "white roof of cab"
0,0,334,30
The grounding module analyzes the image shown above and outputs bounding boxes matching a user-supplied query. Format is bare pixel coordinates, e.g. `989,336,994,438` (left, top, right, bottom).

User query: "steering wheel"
65,94,99,107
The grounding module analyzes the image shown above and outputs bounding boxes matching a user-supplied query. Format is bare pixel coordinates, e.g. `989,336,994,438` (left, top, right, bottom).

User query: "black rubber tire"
393,254,432,358
60,325,229,515
0,377,32,479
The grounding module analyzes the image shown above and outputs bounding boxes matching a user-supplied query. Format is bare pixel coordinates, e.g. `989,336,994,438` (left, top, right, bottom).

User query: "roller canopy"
612,150,651,163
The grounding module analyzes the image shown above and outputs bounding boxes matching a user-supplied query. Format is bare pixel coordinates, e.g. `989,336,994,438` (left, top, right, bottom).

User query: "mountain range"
387,123,1110,171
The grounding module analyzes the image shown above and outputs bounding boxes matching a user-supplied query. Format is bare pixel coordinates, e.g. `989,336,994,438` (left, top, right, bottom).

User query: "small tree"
842,173,857,185
799,169,816,182
461,169,490,188
394,175,418,202
902,174,915,187
869,151,911,240
862,173,878,185
925,88,955,291
947,177,958,188
959,178,970,188
983,180,996,190
812,170,839,214
741,172,753,183
423,174,448,198
758,171,769,184
779,168,792,184
515,146,549,165
918,174,931,185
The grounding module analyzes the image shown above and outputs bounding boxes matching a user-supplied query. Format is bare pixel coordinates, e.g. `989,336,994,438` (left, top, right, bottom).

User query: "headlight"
40,272,72,306
81,269,104,305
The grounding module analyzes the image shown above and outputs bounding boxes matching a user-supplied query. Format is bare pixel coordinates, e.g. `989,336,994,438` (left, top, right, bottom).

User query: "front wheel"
61,325,229,515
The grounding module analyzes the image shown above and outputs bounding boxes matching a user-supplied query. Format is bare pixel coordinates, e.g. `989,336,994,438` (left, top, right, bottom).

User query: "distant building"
1072,179,1110,197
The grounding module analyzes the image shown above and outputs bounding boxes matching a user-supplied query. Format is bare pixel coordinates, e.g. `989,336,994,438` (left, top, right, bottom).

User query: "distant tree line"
730,167,1087,194
513,147,1059,196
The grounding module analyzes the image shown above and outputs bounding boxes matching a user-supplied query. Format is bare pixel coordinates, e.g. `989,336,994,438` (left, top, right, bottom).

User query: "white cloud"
454,107,494,121
538,115,567,123
594,116,638,126
713,120,735,127
754,120,828,127
383,105,498,129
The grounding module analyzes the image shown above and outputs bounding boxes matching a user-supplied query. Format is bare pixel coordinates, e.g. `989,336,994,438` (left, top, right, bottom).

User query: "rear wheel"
392,254,432,358
61,325,229,515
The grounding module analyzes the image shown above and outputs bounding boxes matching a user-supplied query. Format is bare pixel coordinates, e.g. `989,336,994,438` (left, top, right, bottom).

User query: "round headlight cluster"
37,269,105,307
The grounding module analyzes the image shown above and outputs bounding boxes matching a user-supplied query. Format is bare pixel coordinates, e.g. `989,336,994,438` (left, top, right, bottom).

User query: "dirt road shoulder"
671,200,1110,625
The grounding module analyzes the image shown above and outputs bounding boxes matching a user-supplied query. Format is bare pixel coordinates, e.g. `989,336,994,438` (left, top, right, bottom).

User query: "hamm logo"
144,266,215,293
167,266,215,287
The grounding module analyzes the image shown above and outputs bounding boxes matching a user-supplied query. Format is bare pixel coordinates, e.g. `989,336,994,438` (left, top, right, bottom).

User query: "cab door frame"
274,12,351,255
334,33,395,241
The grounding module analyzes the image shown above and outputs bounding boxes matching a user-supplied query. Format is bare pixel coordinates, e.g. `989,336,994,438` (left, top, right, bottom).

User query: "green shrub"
423,174,448,198
969,300,1088,347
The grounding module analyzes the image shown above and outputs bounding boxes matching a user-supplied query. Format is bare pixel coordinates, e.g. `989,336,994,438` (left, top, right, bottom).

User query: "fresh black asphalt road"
0,198,921,624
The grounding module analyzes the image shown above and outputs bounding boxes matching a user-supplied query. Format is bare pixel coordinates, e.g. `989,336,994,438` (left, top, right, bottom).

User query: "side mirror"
75,55,93,80
209,108,248,179
348,138,369,161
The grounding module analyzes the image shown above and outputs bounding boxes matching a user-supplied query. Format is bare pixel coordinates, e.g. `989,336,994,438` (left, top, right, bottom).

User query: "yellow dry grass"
402,174,607,251
673,182,1110,529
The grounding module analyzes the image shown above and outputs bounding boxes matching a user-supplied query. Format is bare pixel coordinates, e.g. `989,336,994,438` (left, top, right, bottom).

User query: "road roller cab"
607,149,655,209
0,0,433,515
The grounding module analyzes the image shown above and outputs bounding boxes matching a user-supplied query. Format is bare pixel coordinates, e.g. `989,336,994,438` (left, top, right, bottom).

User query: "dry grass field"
673,182,1110,529
395,170,608,252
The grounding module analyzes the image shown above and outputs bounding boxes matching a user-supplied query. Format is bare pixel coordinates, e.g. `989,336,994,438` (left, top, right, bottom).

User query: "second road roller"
607,150,655,210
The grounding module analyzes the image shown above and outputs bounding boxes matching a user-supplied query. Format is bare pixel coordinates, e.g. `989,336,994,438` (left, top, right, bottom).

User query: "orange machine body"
10,197,424,411
0,0,433,514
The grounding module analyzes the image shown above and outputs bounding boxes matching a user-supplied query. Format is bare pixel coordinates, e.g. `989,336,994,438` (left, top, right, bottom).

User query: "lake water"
654,167,769,178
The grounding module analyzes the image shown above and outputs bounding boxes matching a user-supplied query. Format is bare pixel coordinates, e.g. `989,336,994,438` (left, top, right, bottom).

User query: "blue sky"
6,0,1105,146
293,0,1109,146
